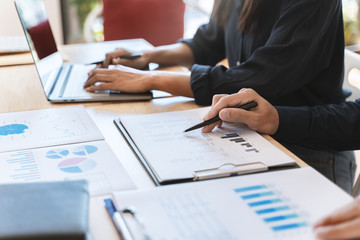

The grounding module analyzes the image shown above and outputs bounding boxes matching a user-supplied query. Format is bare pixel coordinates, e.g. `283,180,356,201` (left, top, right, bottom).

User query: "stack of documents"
0,106,135,196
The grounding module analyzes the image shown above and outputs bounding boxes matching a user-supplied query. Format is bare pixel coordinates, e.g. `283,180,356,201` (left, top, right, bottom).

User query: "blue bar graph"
272,222,308,231
255,206,290,215
264,214,299,223
248,198,282,207
241,191,274,200
234,184,310,233
234,185,267,193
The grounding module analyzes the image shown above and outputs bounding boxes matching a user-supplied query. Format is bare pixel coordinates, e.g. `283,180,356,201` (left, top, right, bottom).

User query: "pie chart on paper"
73,145,98,156
58,157,97,173
46,149,69,159
0,124,29,136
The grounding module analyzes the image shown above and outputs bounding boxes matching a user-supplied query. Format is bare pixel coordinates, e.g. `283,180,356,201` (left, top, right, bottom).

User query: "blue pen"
104,199,134,240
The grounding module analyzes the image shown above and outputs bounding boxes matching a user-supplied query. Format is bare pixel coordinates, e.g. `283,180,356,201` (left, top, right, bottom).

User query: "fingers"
84,69,116,88
202,89,257,133
314,198,360,228
201,94,228,133
213,89,259,115
104,49,132,68
205,89,258,122
85,83,113,92
211,94,228,107
202,120,222,133
219,108,254,124
202,88,279,134
313,198,360,239
314,218,360,240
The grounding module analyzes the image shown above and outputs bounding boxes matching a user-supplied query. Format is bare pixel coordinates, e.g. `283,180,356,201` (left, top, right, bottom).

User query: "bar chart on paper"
234,184,309,236
0,141,135,196
221,132,259,153
3,150,41,182
112,168,353,240
153,183,311,239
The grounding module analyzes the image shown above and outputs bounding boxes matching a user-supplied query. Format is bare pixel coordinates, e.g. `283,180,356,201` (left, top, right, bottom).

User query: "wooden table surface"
0,40,307,240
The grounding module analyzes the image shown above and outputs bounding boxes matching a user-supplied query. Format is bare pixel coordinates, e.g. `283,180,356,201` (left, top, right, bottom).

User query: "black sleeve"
189,0,342,105
180,22,226,67
273,99,360,151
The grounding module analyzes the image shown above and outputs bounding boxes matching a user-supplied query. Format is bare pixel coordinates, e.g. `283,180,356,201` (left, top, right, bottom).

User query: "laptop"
14,0,153,103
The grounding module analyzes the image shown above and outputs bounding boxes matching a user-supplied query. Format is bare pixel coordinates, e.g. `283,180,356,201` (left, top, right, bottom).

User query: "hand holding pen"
93,53,142,66
185,101,258,132
96,48,147,69
198,89,280,135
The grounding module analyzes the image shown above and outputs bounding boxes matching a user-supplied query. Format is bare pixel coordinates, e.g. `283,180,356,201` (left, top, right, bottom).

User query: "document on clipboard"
114,107,296,185
109,168,353,240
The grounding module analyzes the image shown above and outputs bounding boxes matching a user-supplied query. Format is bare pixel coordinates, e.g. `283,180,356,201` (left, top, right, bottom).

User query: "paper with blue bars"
112,167,352,239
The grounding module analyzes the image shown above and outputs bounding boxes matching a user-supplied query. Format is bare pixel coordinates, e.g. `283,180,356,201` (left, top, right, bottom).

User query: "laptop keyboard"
62,64,109,98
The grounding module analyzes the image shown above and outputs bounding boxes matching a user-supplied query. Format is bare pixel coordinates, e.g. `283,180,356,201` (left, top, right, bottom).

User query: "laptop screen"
15,0,63,95
15,0,58,61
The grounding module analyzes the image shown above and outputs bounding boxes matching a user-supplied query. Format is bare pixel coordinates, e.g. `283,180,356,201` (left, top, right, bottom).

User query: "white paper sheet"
0,106,103,153
119,108,295,181
0,140,135,196
113,167,353,240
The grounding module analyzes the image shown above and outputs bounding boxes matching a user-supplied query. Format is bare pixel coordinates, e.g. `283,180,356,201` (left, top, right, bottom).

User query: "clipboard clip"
193,162,268,181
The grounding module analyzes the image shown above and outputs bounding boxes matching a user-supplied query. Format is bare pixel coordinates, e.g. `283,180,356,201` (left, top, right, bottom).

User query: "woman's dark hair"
211,0,261,33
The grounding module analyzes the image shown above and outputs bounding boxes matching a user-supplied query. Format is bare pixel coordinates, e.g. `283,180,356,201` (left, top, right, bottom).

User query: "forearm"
142,43,195,69
274,100,360,151
147,71,194,97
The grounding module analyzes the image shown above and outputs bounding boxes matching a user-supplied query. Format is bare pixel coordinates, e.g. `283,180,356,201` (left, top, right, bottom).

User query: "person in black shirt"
84,0,355,192
85,0,345,106
202,88,358,193
201,88,360,240
202,88,360,151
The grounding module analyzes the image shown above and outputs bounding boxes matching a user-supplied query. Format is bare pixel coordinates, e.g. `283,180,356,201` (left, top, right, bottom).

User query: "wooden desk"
0,40,307,240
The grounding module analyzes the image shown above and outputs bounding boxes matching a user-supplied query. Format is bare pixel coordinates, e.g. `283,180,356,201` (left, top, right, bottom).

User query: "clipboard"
115,119,273,186
114,118,162,186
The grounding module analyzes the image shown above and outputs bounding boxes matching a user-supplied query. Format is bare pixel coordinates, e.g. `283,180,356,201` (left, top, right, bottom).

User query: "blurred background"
343,0,360,46
52,0,360,46
60,0,214,44
1,0,359,46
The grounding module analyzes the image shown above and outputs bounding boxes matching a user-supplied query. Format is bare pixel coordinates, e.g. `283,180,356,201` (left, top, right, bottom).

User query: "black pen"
91,53,142,65
184,101,258,133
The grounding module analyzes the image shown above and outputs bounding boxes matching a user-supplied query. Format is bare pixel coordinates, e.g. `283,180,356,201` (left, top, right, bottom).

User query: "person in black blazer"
86,0,346,108
85,0,355,192
202,88,360,151
202,88,360,239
